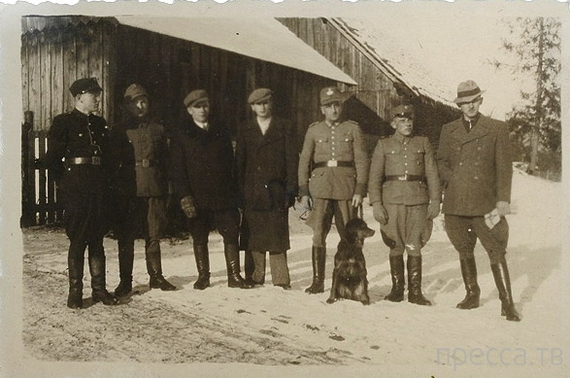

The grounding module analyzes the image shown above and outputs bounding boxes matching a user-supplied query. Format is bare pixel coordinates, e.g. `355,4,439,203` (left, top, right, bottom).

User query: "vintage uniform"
41,78,117,308
109,84,175,297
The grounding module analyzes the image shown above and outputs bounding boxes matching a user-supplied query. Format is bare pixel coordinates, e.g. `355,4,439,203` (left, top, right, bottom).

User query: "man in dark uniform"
298,86,370,294
170,89,253,290
41,78,118,308
437,80,520,321
235,88,298,289
368,104,441,305
109,84,176,297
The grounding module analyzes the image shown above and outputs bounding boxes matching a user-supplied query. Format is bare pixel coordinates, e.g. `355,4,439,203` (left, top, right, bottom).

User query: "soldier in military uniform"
41,78,118,308
437,81,520,321
298,86,370,294
109,84,176,297
368,104,441,306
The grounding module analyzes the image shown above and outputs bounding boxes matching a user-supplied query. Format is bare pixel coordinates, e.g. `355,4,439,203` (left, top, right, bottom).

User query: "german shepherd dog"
326,218,375,305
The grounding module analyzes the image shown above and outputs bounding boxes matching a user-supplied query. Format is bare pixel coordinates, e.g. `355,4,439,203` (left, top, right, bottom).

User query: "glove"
286,194,296,209
180,196,198,219
427,201,441,220
372,203,388,225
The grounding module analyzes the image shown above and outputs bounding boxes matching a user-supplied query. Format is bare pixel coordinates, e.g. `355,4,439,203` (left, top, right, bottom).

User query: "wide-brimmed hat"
184,89,209,108
454,80,485,104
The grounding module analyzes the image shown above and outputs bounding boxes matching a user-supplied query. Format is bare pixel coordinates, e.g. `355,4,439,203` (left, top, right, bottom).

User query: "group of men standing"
41,77,520,322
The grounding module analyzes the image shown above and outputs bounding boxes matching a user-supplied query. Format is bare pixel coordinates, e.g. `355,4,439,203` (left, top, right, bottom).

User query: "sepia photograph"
1,1,568,377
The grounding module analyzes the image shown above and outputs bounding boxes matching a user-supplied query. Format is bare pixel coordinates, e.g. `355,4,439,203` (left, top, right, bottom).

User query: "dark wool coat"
169,116,238,211
436,114,513,216
235,117,298,251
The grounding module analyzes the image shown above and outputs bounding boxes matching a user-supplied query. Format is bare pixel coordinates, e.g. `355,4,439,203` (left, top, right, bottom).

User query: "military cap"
454,80,485,104
391,104,414,119
69,78,102,96
320,86,344,106
184,89,209,108
248,88,273,104
124,84,148,102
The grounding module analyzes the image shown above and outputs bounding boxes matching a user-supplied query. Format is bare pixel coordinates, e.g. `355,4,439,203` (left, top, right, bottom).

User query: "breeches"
307,198,357,247
380,203,431,257
188,208,240,247
113,196,166,248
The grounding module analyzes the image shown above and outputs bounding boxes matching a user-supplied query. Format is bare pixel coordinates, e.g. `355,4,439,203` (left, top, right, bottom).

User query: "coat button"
474,176,479,180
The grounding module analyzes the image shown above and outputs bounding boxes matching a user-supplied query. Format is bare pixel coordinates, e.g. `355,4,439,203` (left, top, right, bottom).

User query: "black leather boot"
89,253,118,306
456,257,481,309
146,240,176,291
243,249,256,286
193,244,210,290
385,254,405,302
114,241,134,297
491,258,521,322
305,246,326,294
407,255,432,306
224,244,254,289
67,254,84,309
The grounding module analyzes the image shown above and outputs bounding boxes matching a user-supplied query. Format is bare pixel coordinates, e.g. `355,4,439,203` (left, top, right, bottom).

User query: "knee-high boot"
491,257,521,321
385,254,405,302
114,241,134,297
407,255,432,306
224,244,254,289
193,244,210,290
456,257,481,309
146,240,176,291
67,253,84,309
89,251,118,306
305,246,326,294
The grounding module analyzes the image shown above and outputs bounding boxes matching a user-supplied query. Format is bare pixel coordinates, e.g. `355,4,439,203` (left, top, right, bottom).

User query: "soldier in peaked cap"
298,86,370,294
368,104,441,306
437,80,520,321
40,77,118,308
109,83,176,298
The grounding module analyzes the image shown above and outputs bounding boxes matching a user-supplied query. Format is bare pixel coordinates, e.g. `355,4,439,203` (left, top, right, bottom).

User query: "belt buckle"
92,156,101,165
142,159,150,168
327,160,338,167
398,174,408,181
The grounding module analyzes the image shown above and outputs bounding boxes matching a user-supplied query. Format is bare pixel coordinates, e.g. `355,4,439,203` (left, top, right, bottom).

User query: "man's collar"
393,132,412,143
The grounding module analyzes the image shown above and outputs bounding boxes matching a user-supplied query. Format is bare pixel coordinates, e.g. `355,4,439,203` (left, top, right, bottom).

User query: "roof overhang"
115,16,357,86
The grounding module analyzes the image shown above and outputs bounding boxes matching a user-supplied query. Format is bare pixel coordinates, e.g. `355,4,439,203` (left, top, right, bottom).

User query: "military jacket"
368,133,440,206
298,119,369,200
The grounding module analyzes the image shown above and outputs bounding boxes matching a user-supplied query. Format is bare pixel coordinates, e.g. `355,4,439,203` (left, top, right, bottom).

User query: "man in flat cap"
235,88,298,289
368,104,440,305
437,80,520,321
109,83,176,297
40,78,118,308
298,86,370,294
170,89,253,289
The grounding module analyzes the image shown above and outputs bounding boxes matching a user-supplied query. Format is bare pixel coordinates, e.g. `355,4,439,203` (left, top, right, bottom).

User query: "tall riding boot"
244,249,256,286
385,254,405,302
146,240,176,291
224,244,254,289
67,253,84,309
407,255,432,306
114,241,134,297
456,257,481,309
89,252,118,306
305,246,326,294
491,257,521,321
193,244,210,290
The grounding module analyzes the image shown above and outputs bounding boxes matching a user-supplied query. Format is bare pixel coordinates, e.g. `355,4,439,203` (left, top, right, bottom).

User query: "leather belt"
135,159,158,168
313,160,354,169
385,174,425,182
66,156,101,165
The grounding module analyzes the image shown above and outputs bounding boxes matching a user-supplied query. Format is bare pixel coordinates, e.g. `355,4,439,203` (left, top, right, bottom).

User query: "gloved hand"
496,201,511,216
180,196,198,219
372,203,388,225
286,194,296,209
426,201,441,220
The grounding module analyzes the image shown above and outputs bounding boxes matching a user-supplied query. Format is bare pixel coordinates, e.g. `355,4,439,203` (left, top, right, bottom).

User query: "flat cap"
248,88,273,104
69,78,102,97
320,86,344,106
124,84,148,101
391,104,414,118
184,89,209,108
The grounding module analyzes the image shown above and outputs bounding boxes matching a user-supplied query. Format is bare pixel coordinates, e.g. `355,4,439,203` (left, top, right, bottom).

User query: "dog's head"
344,218,375,246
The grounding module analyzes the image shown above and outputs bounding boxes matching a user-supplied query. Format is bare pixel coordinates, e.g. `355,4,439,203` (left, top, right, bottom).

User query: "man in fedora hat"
109,83,176,297
170,89,253,290
437,80,520,321
369,104,441,305
40,77,118,308
298,86,369,294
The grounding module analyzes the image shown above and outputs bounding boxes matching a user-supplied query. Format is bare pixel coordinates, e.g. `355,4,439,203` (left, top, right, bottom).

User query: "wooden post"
20,111,35,227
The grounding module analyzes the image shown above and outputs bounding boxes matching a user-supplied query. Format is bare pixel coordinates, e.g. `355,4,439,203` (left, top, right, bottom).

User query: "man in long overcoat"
298,86,370,294
170,89,252,290
235,88,298,288
437,80,520,321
